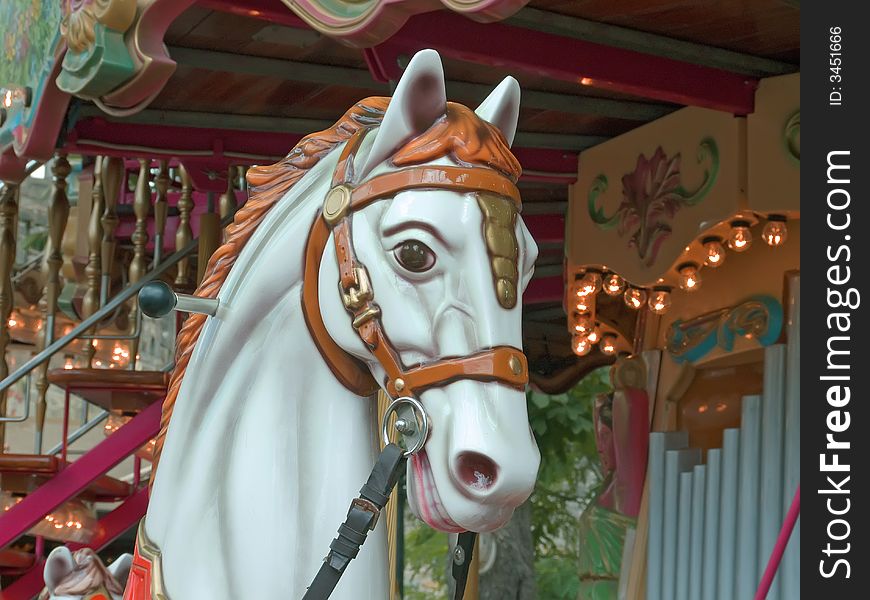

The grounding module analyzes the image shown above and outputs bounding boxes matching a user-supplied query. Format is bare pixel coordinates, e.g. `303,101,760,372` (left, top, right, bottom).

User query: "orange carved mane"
151,99,520,480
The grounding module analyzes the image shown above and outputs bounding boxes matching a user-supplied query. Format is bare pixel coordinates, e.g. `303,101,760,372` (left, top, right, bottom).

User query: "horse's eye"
393,240,436,272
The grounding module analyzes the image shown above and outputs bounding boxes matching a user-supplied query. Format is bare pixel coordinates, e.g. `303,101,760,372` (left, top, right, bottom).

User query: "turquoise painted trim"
667,295,783,364
56,24,136,98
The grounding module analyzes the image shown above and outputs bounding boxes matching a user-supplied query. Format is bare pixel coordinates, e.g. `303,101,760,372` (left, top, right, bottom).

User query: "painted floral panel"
1,0,63,87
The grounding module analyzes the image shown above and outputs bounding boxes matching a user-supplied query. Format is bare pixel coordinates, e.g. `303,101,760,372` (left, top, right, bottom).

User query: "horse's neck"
146,290,388,599
145,153,388,599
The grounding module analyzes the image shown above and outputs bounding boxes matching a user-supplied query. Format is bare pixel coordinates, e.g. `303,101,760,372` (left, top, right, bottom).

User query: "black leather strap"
452,531,478,600
303,443,406,599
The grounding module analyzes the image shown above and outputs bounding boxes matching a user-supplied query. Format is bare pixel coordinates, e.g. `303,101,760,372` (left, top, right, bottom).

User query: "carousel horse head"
307,49,541,532
39,547,131,600
148,49,542,598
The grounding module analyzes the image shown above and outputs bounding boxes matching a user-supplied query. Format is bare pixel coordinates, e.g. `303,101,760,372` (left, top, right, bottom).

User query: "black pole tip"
139,281,176,318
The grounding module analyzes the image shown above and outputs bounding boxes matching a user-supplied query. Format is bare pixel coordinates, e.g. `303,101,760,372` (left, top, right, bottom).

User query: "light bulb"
728,220,752,252
575,295,594,313
624,287,647,310
572,335,592,356
600,334,618,356
762,215,788,247
572,313,594,335
603,273,625,296
648,288,672,314
702,237,725,268
677,263,702,292
576,271,602,297
586,326,600,344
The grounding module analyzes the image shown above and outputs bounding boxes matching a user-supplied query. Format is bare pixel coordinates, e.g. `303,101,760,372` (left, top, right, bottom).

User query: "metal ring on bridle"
381,396,430,456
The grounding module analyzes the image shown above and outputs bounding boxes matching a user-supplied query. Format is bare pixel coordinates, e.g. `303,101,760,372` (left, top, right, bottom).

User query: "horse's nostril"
456,452,498,492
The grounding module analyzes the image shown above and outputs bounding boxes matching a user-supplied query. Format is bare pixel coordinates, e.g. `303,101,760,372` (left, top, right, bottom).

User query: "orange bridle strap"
301,128,529,398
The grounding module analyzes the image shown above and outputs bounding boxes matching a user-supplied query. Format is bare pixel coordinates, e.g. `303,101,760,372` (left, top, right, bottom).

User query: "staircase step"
0,548,35,571
0,488,148,599
0,402,161,550
0,454,133,501
48,368,169,413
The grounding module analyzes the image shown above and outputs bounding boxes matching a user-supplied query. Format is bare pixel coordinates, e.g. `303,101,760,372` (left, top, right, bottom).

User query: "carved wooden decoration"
84,156,106,366
0,183,19,449
175,165,194,289
100,156,123,305
219,166,237,220
154,160,170,266
36,154,71,449
129,159,152,367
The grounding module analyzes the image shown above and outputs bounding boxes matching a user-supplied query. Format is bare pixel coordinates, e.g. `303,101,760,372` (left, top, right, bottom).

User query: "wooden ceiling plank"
506,7,797,77
379,12,757,114
168,45,671,122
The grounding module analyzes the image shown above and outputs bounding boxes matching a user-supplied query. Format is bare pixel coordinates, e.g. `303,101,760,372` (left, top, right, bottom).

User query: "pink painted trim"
1,488,149,600
524,214,564,244
524,275,562,304
2,43,72,165
204,0,529,48
0,401,161,550
377,12,757,114
754,485,800,600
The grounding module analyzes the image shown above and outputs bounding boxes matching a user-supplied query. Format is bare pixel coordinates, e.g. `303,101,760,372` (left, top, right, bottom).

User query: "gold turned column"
175,165,194,290
0,183,20,451
83,157,104,367
35,154,71,452
129,159,152,368
100,157,123,306
153,160,170,267
219,165,237,220
197,190,220,286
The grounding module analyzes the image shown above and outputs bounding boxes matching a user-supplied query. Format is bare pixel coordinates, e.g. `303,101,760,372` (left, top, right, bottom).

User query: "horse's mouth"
409,451,465,533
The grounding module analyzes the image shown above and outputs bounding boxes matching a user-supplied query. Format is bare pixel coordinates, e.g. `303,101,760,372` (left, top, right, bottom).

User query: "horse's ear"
475,76,521,147
44,547,75,593
359,49,447,178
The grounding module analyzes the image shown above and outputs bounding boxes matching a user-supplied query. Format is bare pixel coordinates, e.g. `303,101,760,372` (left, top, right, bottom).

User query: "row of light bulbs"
569,215,790,356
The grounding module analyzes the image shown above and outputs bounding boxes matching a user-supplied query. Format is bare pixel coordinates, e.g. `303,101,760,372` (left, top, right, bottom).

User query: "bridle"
300,125,529,600
301,124,529,403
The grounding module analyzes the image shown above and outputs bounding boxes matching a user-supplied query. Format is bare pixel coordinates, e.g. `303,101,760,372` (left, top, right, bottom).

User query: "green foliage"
401,367,612,599
403,514,450,599
21,230,47,253
535,555,581,600
529,367,612,598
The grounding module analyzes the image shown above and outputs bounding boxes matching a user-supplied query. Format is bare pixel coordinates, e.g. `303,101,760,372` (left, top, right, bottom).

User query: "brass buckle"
340,266,374,311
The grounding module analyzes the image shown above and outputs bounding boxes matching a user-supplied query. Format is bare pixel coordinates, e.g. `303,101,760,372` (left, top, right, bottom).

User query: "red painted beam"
374,11,757,114
512,148,577,184
67,118,577,181
66,117,301,163
2,488,149,600
524,213,564,245
0,402,160,550
524,275,563,305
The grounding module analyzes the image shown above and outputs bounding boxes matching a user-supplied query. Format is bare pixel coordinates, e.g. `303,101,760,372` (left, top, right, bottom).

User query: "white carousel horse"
47,49,541,599
39,547,130,600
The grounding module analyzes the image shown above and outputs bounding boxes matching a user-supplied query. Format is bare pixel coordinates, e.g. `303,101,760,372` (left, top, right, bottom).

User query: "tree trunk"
479,500,537,600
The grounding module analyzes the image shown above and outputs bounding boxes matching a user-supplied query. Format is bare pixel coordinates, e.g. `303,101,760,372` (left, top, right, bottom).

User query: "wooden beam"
168,45,671,122
374,12,759,114
506,8,797,78
77,106,606,152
